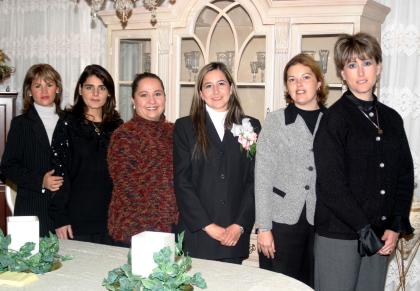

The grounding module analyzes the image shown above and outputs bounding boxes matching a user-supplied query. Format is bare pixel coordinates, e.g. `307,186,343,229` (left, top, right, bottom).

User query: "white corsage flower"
230,118,258,158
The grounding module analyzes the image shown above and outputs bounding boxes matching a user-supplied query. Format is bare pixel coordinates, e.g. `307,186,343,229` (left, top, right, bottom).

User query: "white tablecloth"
1,239,313,291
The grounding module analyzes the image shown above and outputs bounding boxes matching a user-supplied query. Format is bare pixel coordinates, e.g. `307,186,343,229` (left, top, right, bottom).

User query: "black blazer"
173,114,261,260
0,105,67,237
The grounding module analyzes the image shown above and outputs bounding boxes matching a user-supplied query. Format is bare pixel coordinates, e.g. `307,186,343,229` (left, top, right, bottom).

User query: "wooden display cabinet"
99,0,390,266
0,91,17,233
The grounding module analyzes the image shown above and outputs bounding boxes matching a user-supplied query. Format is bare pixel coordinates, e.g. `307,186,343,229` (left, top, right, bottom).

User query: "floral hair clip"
231,118,258,159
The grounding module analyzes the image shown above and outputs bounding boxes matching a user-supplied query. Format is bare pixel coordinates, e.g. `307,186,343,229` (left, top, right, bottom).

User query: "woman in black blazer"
174,62,261,263
1,64,67,237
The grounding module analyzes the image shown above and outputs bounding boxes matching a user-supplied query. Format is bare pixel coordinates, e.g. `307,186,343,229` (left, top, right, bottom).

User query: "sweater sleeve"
314,113,370,232
0,118,44,193
254,114,275,230
173,119,212,232
107,127,141,200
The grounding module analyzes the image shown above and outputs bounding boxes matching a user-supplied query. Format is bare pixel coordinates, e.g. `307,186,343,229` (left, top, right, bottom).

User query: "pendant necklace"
91,121,101,135
359,107,383,135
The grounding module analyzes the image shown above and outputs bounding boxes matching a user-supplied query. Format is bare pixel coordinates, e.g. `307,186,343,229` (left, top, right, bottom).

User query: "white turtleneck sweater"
34,103,59,145
206,104,227,141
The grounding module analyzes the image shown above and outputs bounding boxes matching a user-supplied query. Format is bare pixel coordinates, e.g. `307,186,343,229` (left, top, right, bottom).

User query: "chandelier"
74,0,165,27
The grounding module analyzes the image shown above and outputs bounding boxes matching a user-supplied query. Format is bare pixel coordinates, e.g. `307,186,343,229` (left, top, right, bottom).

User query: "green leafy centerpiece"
103,232,207,291
0,230,71,274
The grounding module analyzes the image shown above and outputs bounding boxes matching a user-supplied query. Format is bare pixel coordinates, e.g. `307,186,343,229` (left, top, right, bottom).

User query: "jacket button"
380,189,386,195
379,162,385,168
220,200,225,205
381,216,387,221
304,185,310,190
220,174,225,179
376,136,381,141
308,166,314,171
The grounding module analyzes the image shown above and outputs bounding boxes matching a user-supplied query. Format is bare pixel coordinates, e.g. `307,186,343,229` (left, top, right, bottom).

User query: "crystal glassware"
184,52,193,81
216,51,227,66
190,51,201,81
225,51,235,74
256,51,265,82
143,53,151,73
318,49,329,74
250,61,259,82
302,50,316,59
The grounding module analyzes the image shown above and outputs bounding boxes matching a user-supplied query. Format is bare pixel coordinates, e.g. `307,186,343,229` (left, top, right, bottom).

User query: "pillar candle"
131,231,175,277
7,216,39,255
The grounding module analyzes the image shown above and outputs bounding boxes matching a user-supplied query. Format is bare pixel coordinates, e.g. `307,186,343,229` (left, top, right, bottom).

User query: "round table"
0,239,313,290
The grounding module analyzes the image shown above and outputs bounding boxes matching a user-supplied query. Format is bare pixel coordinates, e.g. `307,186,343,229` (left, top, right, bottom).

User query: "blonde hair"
22,64,62,114
334,32,382,78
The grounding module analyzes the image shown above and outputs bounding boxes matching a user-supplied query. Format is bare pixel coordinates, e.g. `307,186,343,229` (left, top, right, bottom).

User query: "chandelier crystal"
73,0,167,27
143,0,163,26
114,0,138,27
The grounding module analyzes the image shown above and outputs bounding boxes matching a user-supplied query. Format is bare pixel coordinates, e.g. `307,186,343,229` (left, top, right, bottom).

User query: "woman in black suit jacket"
1,64,67,237
174,62,261,263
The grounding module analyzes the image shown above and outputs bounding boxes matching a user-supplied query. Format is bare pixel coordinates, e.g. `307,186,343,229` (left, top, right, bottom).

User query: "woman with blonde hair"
1,63,66,237
314,32,414,291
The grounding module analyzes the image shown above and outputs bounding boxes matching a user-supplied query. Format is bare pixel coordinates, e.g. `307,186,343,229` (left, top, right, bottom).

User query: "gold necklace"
85,114,102,135
91,121,101,135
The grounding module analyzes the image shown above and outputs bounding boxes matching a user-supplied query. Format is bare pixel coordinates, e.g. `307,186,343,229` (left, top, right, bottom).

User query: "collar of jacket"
343,90,378,112
284,102,326,125
27,104,41,121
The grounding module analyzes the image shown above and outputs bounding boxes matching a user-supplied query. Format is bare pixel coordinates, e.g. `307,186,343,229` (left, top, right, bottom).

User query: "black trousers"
259,207,315,288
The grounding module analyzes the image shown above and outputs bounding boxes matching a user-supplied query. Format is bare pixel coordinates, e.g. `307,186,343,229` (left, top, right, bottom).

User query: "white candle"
7,216,39,255
131,231,175,277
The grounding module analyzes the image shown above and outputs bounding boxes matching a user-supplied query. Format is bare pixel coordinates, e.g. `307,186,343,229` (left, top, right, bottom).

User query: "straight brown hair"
190,62,244,159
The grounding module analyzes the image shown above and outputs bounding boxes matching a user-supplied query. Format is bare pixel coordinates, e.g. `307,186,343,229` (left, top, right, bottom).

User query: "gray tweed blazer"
255,106,323,229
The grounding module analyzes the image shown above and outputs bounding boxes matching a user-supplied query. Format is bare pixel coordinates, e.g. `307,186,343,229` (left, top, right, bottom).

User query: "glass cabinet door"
117,39,151,121
291,23,354,107
178,0,267,122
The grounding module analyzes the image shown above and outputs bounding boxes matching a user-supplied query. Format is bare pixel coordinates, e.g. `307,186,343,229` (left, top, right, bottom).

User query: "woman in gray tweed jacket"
255,54,327,288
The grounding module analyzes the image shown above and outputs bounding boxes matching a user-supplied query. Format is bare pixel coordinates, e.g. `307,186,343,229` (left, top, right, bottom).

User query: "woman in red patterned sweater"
107,72,178,246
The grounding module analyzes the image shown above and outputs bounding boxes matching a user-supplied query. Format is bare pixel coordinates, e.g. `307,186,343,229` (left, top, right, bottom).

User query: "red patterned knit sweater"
107,114,177,243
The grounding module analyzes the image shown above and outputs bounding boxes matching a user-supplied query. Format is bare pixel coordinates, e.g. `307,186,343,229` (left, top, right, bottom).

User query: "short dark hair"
283,53,328,105
22,64,62,114
334,32,382,78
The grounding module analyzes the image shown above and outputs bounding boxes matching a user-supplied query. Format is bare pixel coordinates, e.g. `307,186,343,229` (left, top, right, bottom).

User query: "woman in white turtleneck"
174,62,261,263
1,64,68,237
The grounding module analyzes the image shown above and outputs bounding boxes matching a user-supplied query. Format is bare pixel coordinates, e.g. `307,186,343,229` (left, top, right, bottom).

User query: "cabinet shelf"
237,82,265,88
328,83,342,89
180,81,195,86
